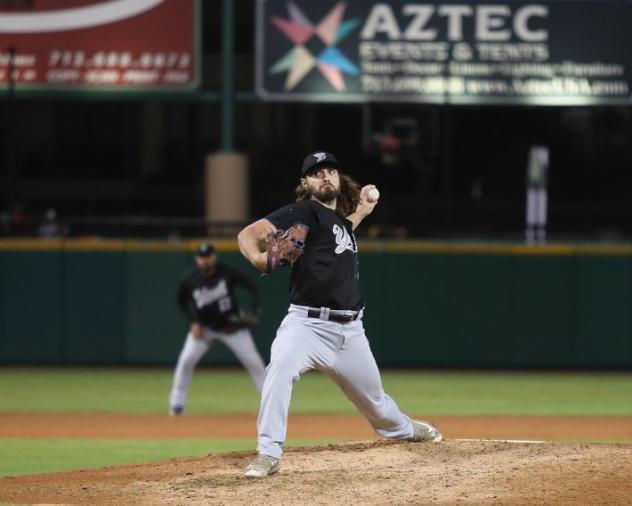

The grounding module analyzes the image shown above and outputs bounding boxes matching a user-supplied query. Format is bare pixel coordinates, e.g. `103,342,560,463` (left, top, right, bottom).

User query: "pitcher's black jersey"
266,200,363,310
177,263,260,330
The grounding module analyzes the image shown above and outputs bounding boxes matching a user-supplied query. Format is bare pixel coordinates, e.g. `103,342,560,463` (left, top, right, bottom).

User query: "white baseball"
367,188,380,203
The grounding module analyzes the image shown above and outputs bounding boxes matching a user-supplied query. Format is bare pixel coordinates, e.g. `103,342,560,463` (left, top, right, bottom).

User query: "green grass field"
1,367,631,477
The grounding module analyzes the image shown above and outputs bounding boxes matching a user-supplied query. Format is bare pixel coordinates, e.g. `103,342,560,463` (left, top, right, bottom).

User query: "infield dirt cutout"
1,414,631,505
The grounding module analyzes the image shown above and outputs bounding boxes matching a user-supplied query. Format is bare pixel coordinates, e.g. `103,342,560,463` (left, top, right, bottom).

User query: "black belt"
307,308,360,324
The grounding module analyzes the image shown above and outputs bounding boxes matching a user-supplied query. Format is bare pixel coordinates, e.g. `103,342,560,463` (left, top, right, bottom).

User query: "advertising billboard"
257,0,632,104
0,0,199,91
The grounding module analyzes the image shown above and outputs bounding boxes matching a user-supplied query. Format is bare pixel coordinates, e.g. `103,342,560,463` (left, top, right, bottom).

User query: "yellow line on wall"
0,238,238,252
0,239,632,256
359,241,632,256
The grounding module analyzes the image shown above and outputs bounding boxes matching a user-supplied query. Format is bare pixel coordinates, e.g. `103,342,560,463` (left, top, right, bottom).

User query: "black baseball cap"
196,243,216,257
301,151,340,176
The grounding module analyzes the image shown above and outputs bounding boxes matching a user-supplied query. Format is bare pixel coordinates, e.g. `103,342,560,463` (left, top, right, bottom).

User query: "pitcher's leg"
256,317,333,459
329,324,413,440
221,329,266,393
169,332,211,410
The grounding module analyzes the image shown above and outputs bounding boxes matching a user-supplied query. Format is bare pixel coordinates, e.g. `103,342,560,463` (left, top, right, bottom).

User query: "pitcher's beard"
313,185,339,203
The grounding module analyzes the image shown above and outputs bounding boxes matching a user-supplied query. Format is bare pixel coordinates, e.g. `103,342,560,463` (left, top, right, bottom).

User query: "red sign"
0,0,199,90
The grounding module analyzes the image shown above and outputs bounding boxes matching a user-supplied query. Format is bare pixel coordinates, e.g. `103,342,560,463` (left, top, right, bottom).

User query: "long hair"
294,173,361,217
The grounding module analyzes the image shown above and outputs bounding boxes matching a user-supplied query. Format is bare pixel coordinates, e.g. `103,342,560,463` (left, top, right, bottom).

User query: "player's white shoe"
410,420,443,442
243,454,280,477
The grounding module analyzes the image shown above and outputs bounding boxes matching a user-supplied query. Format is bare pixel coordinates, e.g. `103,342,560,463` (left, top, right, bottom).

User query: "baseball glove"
266,222,310,273
227,310,259,329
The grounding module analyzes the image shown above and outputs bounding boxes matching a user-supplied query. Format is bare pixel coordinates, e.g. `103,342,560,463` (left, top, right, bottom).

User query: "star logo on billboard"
269,1,360,91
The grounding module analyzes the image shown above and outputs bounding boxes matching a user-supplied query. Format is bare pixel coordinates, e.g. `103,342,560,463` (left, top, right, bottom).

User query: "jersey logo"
313,152,326,162
192,280,229,309
333,224,357,254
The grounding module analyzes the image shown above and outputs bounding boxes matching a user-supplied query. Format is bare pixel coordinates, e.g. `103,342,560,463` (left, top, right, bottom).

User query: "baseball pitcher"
168,243,266,416
237,151,442,477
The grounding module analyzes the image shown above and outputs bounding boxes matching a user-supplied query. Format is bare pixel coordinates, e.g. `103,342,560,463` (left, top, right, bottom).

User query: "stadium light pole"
4,46,17,209
204,0,247,235
221,0,235,152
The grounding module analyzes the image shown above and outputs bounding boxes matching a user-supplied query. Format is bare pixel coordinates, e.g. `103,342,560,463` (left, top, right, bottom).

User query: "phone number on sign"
48,51,192,69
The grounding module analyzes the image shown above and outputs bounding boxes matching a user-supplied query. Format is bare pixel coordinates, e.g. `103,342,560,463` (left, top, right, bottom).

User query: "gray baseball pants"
257,304,415,459
169,327,266,409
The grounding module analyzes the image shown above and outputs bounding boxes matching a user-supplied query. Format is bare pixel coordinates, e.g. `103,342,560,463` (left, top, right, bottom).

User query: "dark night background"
1,2,631,240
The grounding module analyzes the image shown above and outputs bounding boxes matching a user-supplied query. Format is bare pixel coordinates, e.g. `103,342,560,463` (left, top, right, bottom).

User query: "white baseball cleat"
243,454,280,478
410,420,443,442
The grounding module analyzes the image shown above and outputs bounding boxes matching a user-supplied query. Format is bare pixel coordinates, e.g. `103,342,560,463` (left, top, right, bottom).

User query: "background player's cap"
196,243,215,257
301,151,340,176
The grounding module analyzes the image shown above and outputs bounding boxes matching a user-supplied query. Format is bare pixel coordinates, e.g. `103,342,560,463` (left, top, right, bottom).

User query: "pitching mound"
1,439,631,505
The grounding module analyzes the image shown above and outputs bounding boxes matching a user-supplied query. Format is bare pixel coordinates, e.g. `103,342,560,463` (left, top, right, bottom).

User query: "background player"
237,151,442,477
168,243,266,415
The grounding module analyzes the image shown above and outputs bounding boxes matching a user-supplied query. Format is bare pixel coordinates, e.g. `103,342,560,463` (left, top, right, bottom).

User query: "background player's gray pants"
257,305,415,459
169,327,266,409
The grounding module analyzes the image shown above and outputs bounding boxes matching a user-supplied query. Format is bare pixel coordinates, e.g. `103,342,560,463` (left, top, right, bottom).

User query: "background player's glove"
227,309,259,328
266,222,310,273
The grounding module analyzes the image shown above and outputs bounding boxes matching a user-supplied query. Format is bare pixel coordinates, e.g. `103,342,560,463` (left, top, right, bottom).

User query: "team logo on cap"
313,152,326,162
269,1,360,92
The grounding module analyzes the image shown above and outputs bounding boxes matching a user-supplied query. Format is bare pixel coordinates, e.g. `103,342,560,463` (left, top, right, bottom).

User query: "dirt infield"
1,414,632,505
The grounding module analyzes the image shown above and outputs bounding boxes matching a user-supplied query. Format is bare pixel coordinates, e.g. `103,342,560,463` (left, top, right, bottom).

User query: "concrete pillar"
204,152,249,236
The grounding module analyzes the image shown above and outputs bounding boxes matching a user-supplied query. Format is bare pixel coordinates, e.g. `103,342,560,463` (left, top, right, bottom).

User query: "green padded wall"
0,251,63,362
0,242,630,368
125,252,191,364
574,256,632,366
62,251,126,363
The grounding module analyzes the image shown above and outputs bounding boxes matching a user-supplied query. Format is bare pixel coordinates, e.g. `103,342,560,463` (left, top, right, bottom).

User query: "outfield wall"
1,240,630,368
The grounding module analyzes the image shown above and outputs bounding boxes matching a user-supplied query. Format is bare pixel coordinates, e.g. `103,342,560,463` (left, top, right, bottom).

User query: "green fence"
0,240,630,368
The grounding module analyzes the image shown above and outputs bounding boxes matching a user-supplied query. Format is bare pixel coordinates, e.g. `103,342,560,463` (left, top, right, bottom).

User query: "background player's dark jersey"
177,263,260,330
266,200,363,310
